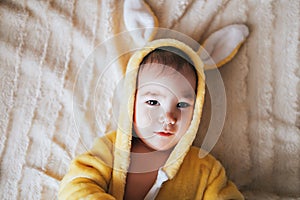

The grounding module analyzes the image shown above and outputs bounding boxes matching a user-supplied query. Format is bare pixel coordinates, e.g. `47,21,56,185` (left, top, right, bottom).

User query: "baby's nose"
159,110,177,126
165,112,176,125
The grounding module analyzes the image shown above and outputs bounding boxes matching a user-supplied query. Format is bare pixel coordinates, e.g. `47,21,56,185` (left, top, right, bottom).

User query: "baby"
59,39,244,200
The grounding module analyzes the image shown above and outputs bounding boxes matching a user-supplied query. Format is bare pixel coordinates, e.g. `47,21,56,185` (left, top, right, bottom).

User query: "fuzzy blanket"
0,0,299,199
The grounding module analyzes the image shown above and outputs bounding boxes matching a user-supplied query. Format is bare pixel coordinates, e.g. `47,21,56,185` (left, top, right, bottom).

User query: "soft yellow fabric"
157,147,243,200
59,132,116,200
59,132,243,200
59,39,244,200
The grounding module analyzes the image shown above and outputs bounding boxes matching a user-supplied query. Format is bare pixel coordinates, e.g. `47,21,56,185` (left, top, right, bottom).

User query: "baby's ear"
198,24,249,70
124,0,158,46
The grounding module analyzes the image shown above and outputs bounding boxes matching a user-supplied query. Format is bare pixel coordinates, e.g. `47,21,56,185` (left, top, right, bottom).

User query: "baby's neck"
124,138,172,200
129,138,172,171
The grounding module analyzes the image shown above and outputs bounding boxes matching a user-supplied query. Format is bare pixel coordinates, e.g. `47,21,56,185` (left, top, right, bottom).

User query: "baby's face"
133,64,196,151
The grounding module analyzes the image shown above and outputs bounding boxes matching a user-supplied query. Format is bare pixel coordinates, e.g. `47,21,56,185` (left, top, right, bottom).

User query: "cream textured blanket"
0,0,299,199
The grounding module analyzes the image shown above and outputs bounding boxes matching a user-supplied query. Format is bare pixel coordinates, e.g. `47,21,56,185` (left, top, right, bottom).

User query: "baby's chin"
145,140,177,152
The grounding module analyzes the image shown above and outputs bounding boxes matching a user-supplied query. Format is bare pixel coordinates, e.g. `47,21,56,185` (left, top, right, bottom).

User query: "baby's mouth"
155,131,174,137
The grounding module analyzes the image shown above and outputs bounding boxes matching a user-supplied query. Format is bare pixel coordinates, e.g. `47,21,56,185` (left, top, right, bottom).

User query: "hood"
111,38,206,199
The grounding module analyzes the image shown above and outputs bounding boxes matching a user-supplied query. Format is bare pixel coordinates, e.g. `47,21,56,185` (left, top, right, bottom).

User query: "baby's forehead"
138,63,196,81
137,63,197,91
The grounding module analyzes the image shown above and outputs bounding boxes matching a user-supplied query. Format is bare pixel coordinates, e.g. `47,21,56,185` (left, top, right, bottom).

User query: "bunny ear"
124,0,158,46
198,24,249,70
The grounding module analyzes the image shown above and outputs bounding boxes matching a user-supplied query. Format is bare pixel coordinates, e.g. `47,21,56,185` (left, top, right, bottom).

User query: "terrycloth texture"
0,0,299,199
58,132,117,200
59,132,244,200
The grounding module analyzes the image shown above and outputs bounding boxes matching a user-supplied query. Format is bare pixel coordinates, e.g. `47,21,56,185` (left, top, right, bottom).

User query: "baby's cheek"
140,118,149,128
147,108,160,123
182,112,193,128
136,109,153,128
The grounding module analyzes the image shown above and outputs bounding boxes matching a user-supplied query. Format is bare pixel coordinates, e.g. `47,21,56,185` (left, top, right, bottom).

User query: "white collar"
144,168,169,200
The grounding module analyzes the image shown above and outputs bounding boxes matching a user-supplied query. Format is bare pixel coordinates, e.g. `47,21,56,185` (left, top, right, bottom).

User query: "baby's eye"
177,102,191,108
146,100,160,106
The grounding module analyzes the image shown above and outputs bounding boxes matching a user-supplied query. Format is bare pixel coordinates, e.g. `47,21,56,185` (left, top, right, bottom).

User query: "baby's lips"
155,131,174,137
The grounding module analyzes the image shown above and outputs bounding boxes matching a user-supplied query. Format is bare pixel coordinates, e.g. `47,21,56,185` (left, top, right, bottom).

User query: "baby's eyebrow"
141,91,195,100
184,93,196,100
141,91,166,98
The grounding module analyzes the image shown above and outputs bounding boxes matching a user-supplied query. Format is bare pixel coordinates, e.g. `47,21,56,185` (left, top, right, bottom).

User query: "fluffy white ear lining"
123,1,248,70
199,24,249,70
123,0,158,45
